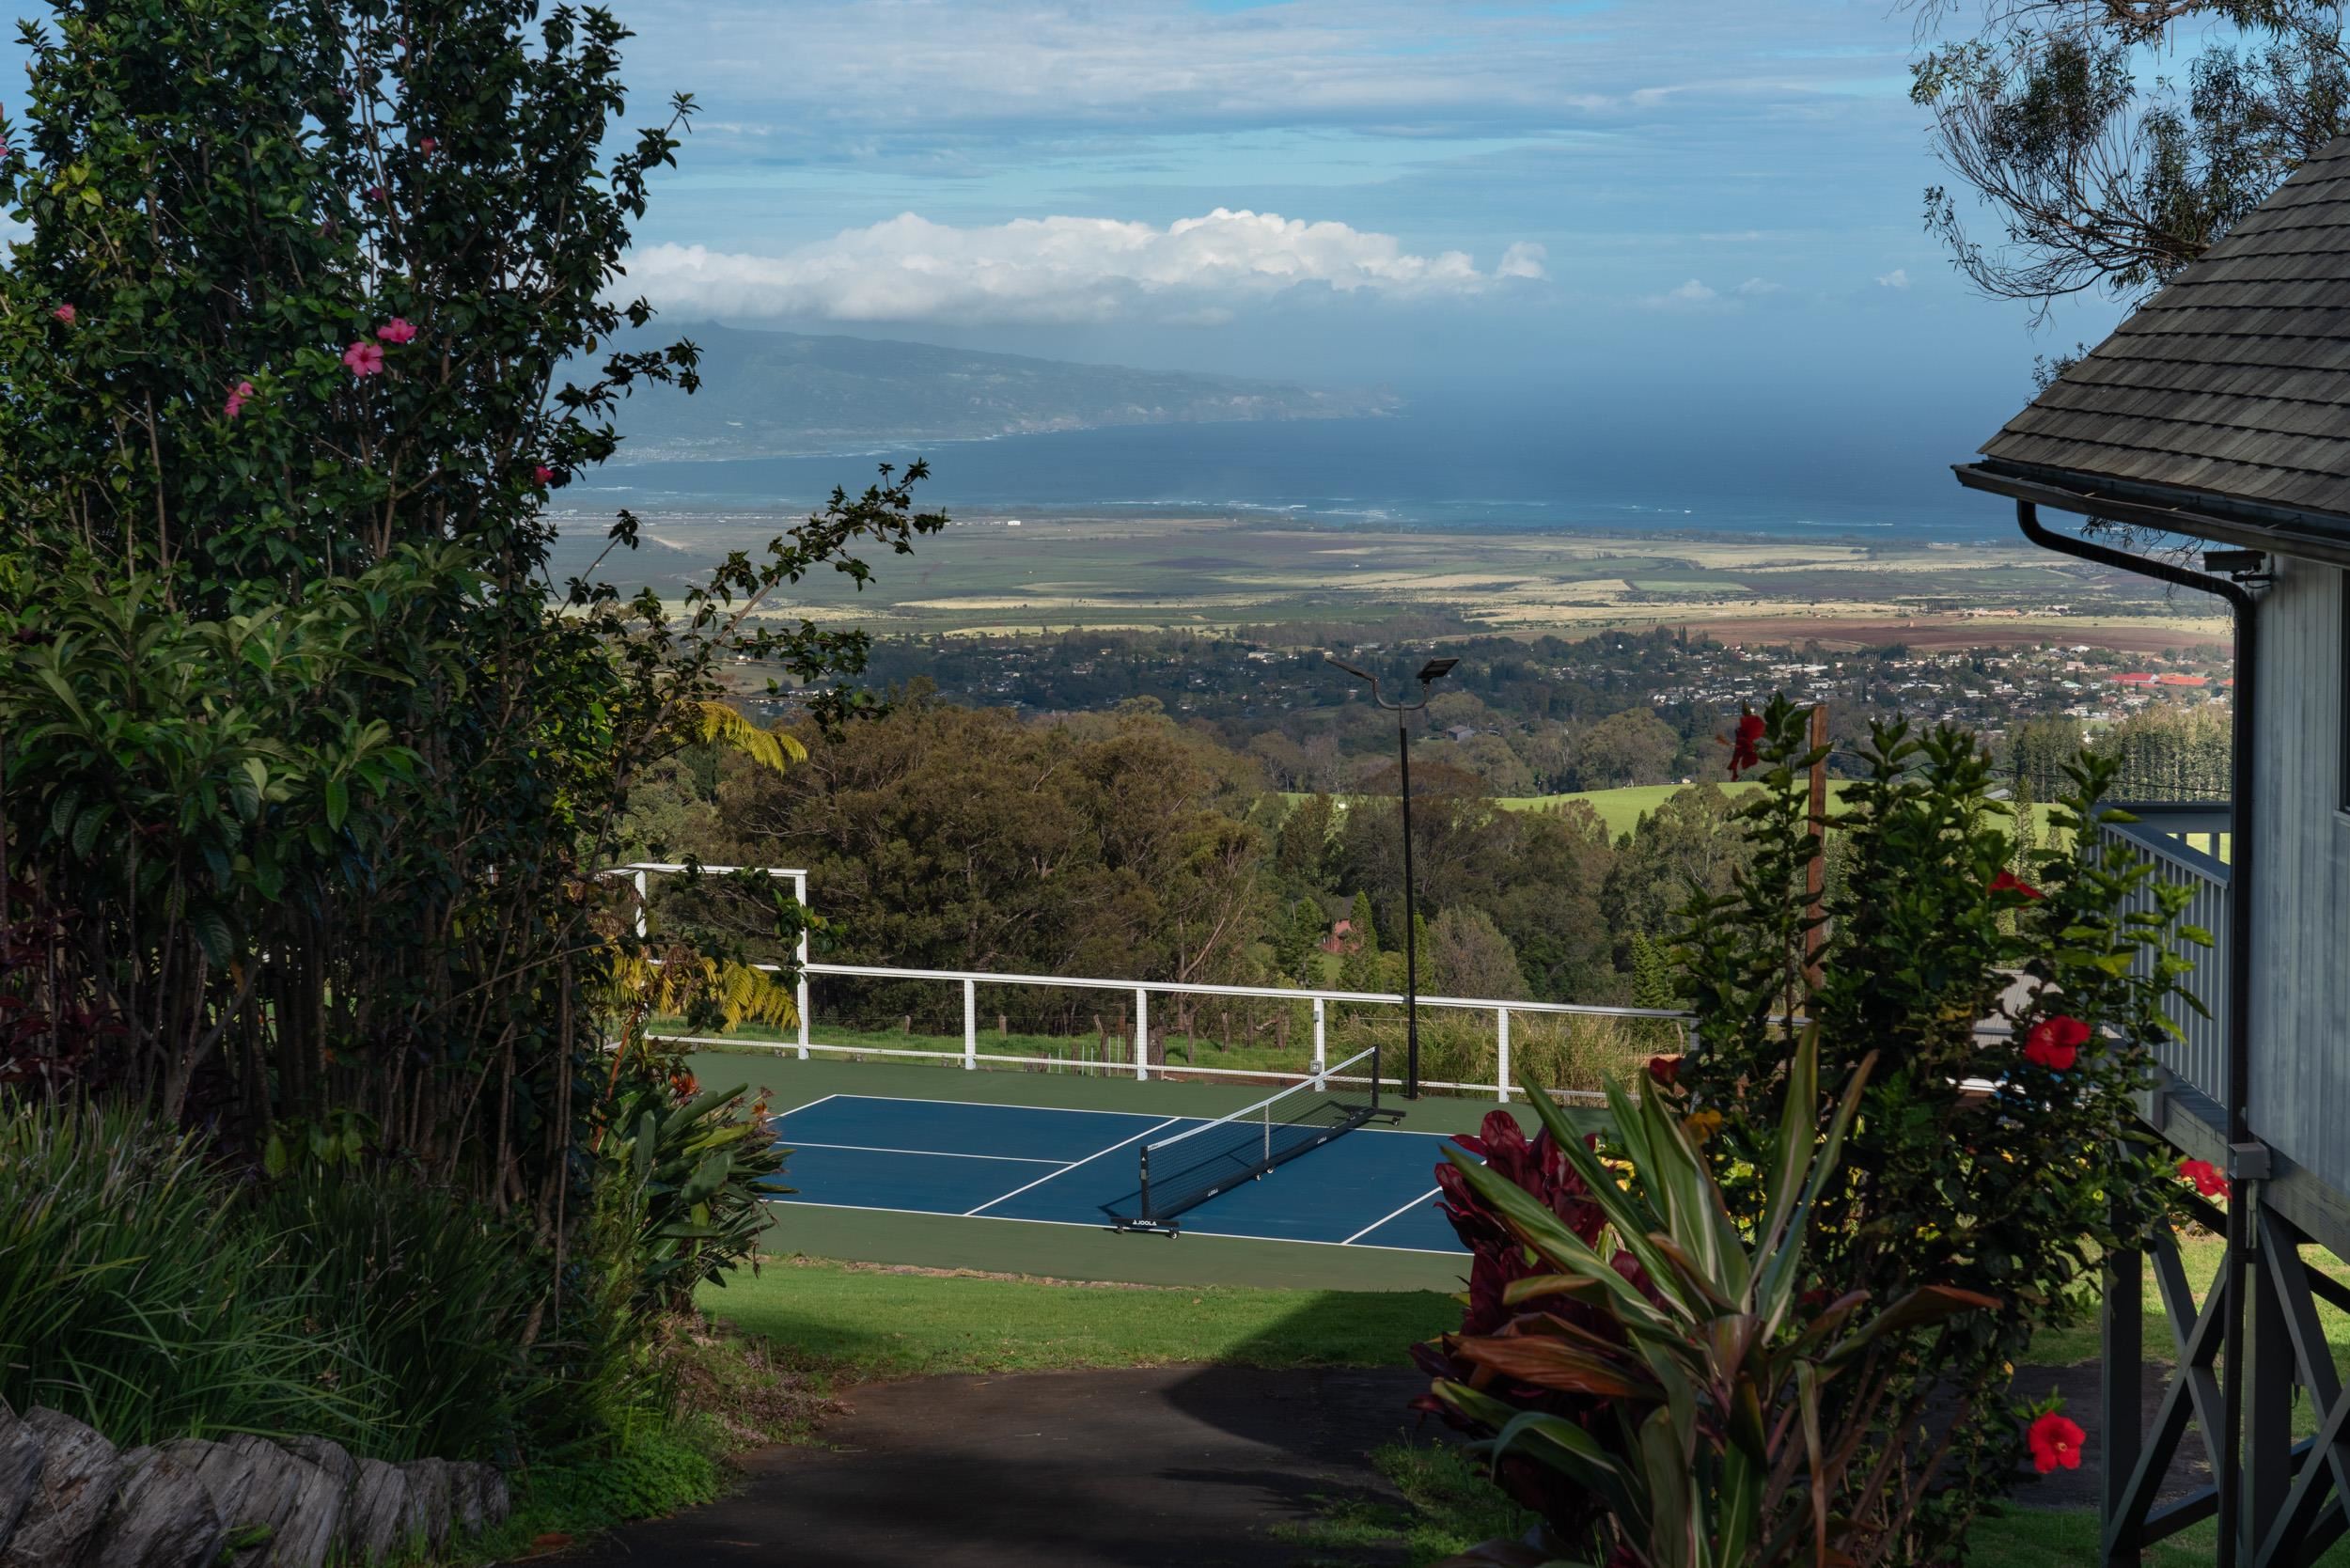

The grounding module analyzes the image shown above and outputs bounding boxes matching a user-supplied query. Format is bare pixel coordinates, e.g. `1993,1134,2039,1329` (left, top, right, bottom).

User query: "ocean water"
565,398,2011,544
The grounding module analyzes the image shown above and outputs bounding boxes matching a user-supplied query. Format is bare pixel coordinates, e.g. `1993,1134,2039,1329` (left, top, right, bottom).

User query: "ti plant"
1423,1030,1995,1568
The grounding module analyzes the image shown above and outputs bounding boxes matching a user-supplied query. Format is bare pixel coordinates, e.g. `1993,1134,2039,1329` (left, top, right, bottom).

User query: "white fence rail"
607,862,1691,1105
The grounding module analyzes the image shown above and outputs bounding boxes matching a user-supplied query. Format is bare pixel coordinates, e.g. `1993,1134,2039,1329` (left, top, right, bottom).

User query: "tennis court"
766,1086,1469,1254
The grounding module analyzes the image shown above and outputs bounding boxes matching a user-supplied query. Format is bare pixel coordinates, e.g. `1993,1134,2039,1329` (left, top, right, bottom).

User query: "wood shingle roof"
1979,136,2350,527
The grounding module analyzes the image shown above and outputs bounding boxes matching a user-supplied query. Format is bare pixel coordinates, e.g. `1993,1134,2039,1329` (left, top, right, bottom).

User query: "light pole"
1325,652,1457,1100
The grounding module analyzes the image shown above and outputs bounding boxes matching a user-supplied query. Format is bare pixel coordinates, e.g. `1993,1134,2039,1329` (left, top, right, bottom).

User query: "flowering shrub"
1420,1030,1997,1568
1668,698,2197,1559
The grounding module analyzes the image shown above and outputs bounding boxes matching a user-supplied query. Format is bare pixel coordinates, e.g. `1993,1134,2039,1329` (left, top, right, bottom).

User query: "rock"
0,1408,121,1568
478,1464,509,1528
444,1461,510,1538
204,1436,340,1568
0,1400,44,1553
396,1458,452,1554
340,1460,408,1564
79,1444,229,1568
446,1463,485,1538
275,1438,354,1496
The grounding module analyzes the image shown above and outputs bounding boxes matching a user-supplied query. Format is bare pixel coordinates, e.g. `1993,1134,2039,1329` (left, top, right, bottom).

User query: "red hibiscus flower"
2029,1411,2085,1473
2023,1015,2090,1072
1646,1054,1682,1088
532,463,556,486
2178,1158,2231,1200
419,136,438,154
1726,709,1764,778
51,303,75,325
375,317,416,344
342,340,384,376
1990,869,2043,901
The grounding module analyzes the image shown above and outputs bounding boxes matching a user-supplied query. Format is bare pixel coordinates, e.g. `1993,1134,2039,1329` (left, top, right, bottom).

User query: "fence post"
963,978,978,1071
1312,996,1326,1081
793,871,811,1061
1135,987,1150,1082
1496,1007,1511,1105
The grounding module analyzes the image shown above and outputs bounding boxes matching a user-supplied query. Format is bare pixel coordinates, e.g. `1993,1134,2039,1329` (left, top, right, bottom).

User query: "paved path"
559,1366,1431,1568
556,1359,2193,1566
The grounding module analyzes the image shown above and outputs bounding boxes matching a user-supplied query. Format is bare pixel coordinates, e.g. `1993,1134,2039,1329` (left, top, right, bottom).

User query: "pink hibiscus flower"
52,303,75,325
342,341,385,377
532,464,556,485
226,380,256,419
375,317,416,344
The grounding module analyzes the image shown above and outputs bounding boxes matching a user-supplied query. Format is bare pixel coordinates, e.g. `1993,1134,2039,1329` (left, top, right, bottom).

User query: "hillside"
605,322,1400,462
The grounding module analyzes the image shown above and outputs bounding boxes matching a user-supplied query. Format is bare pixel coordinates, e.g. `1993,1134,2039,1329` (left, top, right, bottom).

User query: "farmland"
562,509,2232,651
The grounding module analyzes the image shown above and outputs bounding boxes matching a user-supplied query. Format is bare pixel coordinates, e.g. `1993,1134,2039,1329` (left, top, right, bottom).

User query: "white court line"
784,1090,1472,1139
1341,1187,1443,1247
776,1138,1065,1166
765,1196,1462,1257
964,1117,1183,1217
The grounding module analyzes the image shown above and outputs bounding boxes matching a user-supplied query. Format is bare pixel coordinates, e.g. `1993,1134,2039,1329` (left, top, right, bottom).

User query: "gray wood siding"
2248,556,2350,1191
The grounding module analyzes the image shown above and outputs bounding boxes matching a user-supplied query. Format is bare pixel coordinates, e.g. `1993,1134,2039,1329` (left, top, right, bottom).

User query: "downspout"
2013,498,2260,1564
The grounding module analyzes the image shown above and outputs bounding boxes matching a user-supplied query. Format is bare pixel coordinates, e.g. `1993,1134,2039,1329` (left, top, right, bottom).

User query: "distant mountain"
603,322,1400,462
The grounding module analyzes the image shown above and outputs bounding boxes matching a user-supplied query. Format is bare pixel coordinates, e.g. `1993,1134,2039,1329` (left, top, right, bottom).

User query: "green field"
1496,780,1855,838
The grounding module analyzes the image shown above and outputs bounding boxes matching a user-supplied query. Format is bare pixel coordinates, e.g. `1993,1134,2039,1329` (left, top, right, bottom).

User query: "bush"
1419,1033,1992,1567
0,1099,350,1446
249,1167,544,1462
1673,702,2190,1560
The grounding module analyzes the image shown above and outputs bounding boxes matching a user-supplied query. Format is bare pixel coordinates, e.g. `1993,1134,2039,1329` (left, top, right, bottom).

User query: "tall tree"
1910,0,2350,316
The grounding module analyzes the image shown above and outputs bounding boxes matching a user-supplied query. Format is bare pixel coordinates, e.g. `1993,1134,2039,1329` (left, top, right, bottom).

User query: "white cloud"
627,209,1543,325
1641,277,1719,308
1876,267,1910,290
1733,277,1783,297
1497,242,1549,280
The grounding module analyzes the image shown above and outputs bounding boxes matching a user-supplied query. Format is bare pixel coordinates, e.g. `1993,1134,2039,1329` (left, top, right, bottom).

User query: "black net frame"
1123,1046,1384,1231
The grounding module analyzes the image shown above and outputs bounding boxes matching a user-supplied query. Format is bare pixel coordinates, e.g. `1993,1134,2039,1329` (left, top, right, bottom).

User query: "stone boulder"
0,1408,120,1568
196,1436,341,1568
79,1443,239,1568
0,1401,44,1552
275,1438,353,1497
446,1461,510,1535
340,1459,409,1564
396,1458,452,1554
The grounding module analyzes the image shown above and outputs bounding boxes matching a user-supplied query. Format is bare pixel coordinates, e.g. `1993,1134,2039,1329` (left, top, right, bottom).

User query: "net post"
1138,1146,1152,1224
1496,1007,1511,1104
963,978,978,1071
1134,987,1150,1082
1312,996,1326,1083
1263,1101,1271,1168
792,871,811,1061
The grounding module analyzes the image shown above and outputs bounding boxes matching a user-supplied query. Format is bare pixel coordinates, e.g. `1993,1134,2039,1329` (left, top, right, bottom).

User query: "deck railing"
2098,803,2232,1106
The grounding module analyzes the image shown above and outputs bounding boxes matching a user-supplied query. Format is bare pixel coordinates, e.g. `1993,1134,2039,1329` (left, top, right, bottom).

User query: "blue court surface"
767,1092,1471,1254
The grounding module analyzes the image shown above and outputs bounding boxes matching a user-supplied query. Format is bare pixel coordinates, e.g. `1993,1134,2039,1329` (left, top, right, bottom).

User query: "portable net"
1126,1046,1382,1230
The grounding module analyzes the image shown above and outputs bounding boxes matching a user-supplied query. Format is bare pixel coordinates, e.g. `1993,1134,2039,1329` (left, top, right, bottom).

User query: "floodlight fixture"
1417,657,1460,683
2202,549,2269,581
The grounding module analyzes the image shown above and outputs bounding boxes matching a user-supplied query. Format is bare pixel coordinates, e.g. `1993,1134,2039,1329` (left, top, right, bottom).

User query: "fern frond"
687,701,805,776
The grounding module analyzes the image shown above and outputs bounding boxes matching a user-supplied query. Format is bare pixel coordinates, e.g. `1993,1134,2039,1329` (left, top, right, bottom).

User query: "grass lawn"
2026,1229,2350,1370
700,1255,1456,1382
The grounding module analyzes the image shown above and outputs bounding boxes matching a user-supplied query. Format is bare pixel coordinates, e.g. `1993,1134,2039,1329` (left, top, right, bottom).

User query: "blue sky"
4,0,2131,476
587,0,2124,460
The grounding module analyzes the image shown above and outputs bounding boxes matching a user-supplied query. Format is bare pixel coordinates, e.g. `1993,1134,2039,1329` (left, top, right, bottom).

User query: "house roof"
1966,135,2350,555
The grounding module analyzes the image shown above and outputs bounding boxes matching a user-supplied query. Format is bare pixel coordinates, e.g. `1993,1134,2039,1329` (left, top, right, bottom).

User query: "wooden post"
1805,702,1829,991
